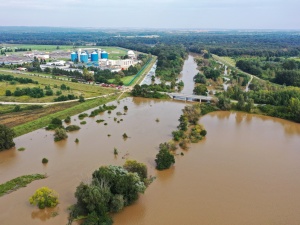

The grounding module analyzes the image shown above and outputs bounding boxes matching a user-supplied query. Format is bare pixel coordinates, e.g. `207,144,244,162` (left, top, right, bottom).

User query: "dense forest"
1,29,300,57
234,57,300,87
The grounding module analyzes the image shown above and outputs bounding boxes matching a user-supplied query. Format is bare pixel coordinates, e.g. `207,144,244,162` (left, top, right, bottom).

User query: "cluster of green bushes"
78,113,88,120
172,104,207,149
0,105,43,114
6,87,45,98
46,118,64,130
89,104,117,117
0,74,38,84
131,84,169,99
69,160,150,224
46,117,80,141
54,94,77,102
65,125,80,132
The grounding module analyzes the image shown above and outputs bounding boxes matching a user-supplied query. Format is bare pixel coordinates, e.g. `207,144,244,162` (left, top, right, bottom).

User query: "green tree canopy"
155,144,175,170
0,124,15,151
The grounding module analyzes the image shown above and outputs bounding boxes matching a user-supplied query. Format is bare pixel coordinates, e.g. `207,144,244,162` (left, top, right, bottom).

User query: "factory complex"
0,45,141,75
70,48,138,70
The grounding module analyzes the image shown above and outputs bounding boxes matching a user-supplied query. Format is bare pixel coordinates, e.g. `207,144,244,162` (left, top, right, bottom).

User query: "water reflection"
31,207,59,221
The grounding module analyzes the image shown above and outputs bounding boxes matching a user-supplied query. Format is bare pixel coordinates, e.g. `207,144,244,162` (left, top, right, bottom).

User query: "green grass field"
211,56,236,68
291,57,300,62
108,75,135,85
0,71,116,103
3,44,127,60
220,57,236,67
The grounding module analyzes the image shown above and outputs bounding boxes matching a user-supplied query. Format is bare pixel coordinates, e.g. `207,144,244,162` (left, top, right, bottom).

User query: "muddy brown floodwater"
1,55,300,225
178,54,198,94
1,98,300,225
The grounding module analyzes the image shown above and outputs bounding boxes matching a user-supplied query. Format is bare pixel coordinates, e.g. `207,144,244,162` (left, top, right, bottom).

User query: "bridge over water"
166,93,213,102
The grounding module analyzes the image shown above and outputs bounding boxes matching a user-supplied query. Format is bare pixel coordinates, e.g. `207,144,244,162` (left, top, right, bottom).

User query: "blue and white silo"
80,52,88,63
101,51,109,59
71,52,78,61
91,52,99,62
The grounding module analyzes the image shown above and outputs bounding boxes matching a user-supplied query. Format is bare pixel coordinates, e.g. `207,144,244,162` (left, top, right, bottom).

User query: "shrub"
66,125,81,132
29,187,59,209
124,106,128,111
79,95,85,102
46,124,59,130
179,138,189,150
114,148,118,155
54,128,68,142
64,116,71,123
42,158,48,164
122,133,128,139
123,160,148,180
80,121,86,125
172,130,184,141
45,89,53,96
200,130,207,137
51,118,62,126
96,119,105,123
75,138,79,143
78,113,88,120
5,90,12,96
18,147,25,151
13,105,21,112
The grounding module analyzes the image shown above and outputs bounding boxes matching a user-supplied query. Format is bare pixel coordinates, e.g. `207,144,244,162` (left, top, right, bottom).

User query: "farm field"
0,71,117,103
2,44,128,60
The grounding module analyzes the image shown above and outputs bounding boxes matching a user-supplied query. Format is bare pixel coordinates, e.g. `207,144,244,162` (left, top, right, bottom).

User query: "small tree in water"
54,128,68,142
155,144,175,170
29,187,59,209
0,124,15,151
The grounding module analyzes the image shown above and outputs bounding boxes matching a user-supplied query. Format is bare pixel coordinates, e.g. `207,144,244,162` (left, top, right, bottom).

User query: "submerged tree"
0,124,15,151
29,187,59,209
54,128,68,142
155,144,175,170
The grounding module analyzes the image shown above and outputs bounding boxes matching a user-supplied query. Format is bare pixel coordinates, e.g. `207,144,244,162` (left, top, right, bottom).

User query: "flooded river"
1,55,300,225
178,54,198,94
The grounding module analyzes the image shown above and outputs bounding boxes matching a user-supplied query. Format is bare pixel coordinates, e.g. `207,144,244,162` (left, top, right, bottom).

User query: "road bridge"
166,93,213,102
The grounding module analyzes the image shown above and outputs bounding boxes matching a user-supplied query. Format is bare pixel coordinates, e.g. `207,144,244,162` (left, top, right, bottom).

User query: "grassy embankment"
13,93,124,137
0,174,46,197
129,56,157,86
107,56,157,86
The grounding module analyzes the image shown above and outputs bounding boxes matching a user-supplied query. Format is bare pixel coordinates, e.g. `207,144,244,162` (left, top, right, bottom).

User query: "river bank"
1,55,300,225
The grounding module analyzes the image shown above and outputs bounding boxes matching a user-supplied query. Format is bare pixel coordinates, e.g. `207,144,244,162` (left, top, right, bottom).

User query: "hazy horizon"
1,0,300,30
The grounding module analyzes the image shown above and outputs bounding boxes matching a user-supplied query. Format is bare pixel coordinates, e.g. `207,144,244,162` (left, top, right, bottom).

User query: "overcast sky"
1,0,299,29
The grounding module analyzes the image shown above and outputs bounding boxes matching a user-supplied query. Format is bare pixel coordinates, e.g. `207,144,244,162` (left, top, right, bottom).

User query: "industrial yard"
0,45,128,65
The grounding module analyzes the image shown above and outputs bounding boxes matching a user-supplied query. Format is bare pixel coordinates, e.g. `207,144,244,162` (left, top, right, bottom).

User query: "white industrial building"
108,59,137,69
35,54,50,59
127,50,135,58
